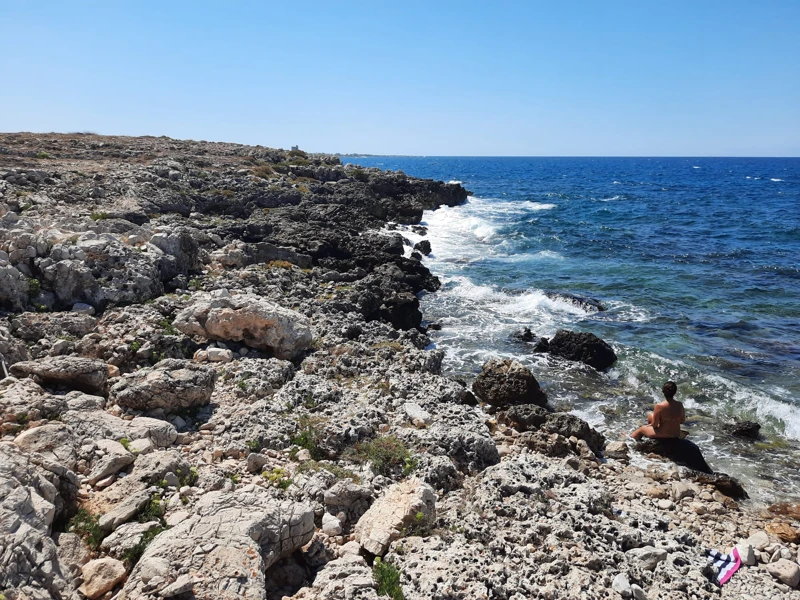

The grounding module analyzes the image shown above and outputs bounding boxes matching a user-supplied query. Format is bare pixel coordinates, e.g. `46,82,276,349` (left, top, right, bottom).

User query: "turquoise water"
344,156,800,502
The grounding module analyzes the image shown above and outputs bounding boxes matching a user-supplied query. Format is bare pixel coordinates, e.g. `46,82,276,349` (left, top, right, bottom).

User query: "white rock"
79,557,127,599
611,572,632,598
207,347,233,363
766,558,800,588
626,546,667,570
630,584,647,600
322,512,343,536
736,543,755,566
746,530,771,551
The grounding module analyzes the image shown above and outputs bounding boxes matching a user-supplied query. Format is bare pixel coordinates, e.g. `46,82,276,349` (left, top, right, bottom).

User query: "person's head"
662,381,678,400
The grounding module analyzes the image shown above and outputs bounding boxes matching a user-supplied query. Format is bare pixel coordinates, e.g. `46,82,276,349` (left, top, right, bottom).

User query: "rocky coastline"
1,133,798,600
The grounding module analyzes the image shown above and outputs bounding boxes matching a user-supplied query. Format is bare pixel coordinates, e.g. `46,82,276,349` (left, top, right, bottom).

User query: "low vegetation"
346,436,417,477
374,557,405,599
67,508,105,550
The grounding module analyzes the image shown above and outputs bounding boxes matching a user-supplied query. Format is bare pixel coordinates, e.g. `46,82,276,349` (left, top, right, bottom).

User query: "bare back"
652,399,685,438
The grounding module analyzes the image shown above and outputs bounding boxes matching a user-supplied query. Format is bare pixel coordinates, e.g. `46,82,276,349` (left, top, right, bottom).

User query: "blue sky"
1,1,798,156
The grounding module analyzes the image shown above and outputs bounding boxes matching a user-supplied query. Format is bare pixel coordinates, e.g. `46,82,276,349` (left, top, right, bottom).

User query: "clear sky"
2,1,798,156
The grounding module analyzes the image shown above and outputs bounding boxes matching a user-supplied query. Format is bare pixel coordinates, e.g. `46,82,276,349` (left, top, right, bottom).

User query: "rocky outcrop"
354,478,436,556
546,329,617,370
109,358,216,412
472,358,547,408
10,356,108,394
119,490,315,599
173,293,313,360
544,291,606,312
723,419,761,439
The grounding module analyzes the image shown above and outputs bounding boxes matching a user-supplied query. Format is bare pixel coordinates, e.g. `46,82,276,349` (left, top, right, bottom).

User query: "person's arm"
652,406,662,429
679,404,686,424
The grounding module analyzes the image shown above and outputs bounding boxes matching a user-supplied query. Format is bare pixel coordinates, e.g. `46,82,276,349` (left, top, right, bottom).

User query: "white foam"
448,180,463,184
693,166,701,169
522,202,556,211
599,195,621,202
613,181,621,185
746,176,752,179
770,178,783,182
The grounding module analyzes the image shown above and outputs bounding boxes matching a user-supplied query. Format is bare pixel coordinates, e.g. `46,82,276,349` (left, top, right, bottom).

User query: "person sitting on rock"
630,381,685,440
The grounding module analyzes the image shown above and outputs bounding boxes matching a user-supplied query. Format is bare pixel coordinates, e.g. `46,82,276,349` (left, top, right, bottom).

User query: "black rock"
510,327,550,352
541,412,605,453
722,420,761,439
691,471,748,499
635,438,713,474
547,330,617,370
545,291,606,312
502,404,548,431
510,327,535,343
413,240,432,255
472,358,547,408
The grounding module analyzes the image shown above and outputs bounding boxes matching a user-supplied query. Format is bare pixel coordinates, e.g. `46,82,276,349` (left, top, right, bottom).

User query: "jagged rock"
10,355,108,394
0,323,30,367
500,404,548,431
100,521,162,558
689,471,747,499
109,358,216,412
540,412,605,453
765,522,800,544
413,239,432,255
86,439,134,485
626,546,667,570
149,228,201,281
288,555,379,599
9,311,97,341
516,430,572,457
722,420,761,439
98,491,152,532
547,330,617,370
173,293,313,359
0,443,77,599
0,263,31,310
13,423,77,470
61,408,177,448
79,557,127,599
119,489,314,599
472,358,547,408
354,478,436,556
0,378,67,431
544,291,606,312
604,440,630,460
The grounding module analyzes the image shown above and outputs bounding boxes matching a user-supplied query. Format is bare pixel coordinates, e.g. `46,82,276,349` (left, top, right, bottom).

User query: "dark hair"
662,381,677,399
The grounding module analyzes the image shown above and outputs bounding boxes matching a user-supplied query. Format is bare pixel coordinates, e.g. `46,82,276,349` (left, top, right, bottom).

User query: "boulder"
766,559,800,588
86,439,134,485
540,412,605,453
109,358,216,412
354,478,436,556
501,403,548,431
9,311,97,341
472,359,547,408
604,441,630,460
119,490,314,599
289,555,379,600
547,330,617,370
79,558,127,599
722,420,761,439
413,239,432,255
765,522,800,544
13,423,78,470
635,438,713,474
626,546,667,570
10,356,108,394
173,293,312,359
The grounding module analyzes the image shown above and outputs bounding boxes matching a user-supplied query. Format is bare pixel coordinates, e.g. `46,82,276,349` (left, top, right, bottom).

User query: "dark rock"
510,327,534,343
547,330,617,370
510,327,550,352
545,291,606,312
413,240,432,255
472,359,547,408
722,420,761,439
635,438,712,474
532,337,550,353
501,404,548,431
541,412,605,453
691,471,748,500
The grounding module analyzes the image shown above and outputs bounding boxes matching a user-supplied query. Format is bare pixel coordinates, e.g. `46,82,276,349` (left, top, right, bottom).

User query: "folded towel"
705,547,741,586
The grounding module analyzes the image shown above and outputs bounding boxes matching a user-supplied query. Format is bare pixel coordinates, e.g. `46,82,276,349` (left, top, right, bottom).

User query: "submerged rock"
547,329,617,370
544,291,606,312
722,419,761,439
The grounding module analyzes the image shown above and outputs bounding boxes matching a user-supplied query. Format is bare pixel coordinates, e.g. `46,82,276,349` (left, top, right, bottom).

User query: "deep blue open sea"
343,156,800,502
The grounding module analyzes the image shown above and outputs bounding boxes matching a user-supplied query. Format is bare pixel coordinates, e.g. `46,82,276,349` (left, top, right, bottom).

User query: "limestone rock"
745,530,771,551
626,546,667,570
173,293,313,359
288,555,378,599
87,439,134,485
13,423,78,470
79,557,127,599
472,358,547,408
766,558,800,588
119,490,314,599
109,358,216,412
10,355,108,394
605,440,630,460
354,478,436,556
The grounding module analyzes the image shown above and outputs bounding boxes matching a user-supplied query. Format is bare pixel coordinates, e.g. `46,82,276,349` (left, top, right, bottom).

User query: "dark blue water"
344,156,800,502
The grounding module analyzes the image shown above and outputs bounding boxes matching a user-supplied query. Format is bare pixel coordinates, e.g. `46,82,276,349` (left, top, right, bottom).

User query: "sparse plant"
36,151,52,159
129,340,141,353
246,438,262,452
177,466,198,487
67,508,105,550
119,437,131,452
291,416,327,460
137,494,164,524
26,278,41,297
226,472,240,484
295,460,360,483
267,260,294,270
263,467,292,490
373,557,405,600
89,211,109,221
121,525,164,568
347,436,416,477
157,317,179,336
188,277,202,291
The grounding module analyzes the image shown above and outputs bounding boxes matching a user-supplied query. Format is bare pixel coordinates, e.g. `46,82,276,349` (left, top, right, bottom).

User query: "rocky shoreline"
1,133,798,600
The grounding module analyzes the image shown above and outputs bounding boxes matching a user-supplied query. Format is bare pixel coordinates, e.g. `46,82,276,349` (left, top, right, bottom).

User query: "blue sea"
343,156,800,503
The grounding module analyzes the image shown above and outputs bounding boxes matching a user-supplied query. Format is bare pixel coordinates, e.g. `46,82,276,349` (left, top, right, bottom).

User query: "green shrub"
36,151,51,159
119,437,131,452
137,494,164,523
90,211,109,221
295,460,360,483
291,416,327,460
67,508,105,550
374,557,405,599
177,466,198,487
121,525,164,568
26,278,41,297
348,436,416,477
157,317,179,336
263,467,292,490
188,278,202,291
246,438,262,452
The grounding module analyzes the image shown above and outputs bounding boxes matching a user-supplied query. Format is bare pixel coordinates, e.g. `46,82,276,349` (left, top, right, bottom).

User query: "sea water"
342,156,800,503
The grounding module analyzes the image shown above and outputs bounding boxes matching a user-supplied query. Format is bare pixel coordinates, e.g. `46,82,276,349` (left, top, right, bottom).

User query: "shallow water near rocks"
344,156,800,504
